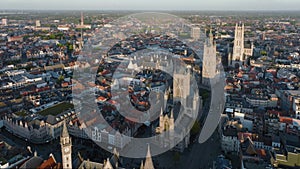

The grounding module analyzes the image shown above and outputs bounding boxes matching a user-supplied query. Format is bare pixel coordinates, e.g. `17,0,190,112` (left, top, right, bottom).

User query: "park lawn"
15,110,27,117
38,102,74,116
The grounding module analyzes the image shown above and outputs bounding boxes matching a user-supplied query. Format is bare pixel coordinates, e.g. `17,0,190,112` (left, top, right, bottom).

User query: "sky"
0,0,300,11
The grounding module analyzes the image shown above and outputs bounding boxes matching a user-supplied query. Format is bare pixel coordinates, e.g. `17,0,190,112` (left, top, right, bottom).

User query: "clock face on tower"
64,147,70,153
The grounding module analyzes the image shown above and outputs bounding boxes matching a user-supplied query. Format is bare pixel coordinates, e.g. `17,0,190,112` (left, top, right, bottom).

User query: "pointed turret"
168,86,171,94
112,147,121,167
113,147,119,159
169,110,175,132
159,108,164,133
78,152,83,162
143,144,155,169
103,158,113,169
186,66,191,76
164,90,168,100
155,58,161,70
164,90,168,110
209,29,213,40
205,28,214,47
61,120,69,138
140,160,144,169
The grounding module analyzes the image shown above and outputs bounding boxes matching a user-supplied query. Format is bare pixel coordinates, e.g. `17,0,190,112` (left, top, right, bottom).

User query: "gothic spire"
113,147,119,158
61,120,69,138
208,28,214,46
209,29,213,39
103,158,113,169
143,144,155,169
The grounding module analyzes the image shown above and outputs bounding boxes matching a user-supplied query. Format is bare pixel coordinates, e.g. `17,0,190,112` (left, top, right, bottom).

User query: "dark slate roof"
19,156,43,169
45,115,57,125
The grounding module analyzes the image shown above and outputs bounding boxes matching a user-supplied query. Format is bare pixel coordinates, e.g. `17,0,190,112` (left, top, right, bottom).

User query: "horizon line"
0,9,300,12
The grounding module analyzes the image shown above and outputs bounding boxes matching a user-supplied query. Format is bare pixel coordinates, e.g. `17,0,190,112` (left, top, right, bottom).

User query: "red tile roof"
238,132,253,142
279,117,293,124
267,110,281,116
256,149,266,157
37,155,61,169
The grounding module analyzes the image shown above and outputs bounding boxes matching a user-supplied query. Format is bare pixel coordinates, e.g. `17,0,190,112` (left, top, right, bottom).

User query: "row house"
3,116,49,143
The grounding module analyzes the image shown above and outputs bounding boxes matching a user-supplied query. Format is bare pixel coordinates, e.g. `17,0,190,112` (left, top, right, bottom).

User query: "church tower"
61,121,72,169
202,29,217,87
232,23,245,65
81,12,84,26
173,67,191,104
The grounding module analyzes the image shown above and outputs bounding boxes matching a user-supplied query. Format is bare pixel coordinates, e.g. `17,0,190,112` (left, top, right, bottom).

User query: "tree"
49,34,56,39
57,43,64,48
68,44,73,51
57,75,65,84
260,50,267,56
97,67,104,73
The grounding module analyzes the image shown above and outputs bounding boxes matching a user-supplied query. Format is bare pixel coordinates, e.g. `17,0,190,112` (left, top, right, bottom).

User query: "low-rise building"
271,146,300,168
293,97,300,119
213,155,232,169
3,116,49,143
221,120,240,154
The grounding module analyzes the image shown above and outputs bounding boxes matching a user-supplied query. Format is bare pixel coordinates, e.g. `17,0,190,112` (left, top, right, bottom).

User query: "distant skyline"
0,0,300,11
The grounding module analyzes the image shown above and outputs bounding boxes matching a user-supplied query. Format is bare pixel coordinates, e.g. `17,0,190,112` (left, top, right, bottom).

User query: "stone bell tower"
61,121,72,169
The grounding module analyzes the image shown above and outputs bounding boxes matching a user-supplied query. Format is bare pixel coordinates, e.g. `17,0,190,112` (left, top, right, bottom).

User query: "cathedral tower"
232,23,245,65
202,29,217,87
61,121,72,169
173,67,191,104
